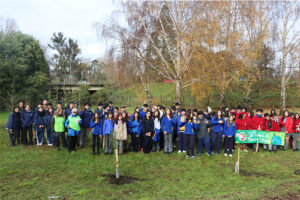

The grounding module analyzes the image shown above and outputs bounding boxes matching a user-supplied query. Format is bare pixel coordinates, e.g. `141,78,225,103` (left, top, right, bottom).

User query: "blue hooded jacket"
161,116,176,133
223,121,237,137
211,116,225,133
6,112,21,131
34,111,46,132
65,114,82,136
20,110,34,128
103,118,114,136
44,111,54,128
65,108,72,120
180,120,198,135
129,119,142,136
90,119,103,135
79,108,93,128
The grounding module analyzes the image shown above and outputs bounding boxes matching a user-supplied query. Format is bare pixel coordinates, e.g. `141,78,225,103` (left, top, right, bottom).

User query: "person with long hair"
114,114,127,155
224,114,236,157
280,110,294,150
177,108,187,153
103,112,115,154
236,113,248,152
34,107,46,146
211,110,225,154
293,113,300,151
90,112,103,155
129,112,141,152
142,110,154,153
79,102,93,148
45,107,55,146
161,108,175,154
250,109,265,152
53,108,67,151
6,107,21,146
152,110,161,152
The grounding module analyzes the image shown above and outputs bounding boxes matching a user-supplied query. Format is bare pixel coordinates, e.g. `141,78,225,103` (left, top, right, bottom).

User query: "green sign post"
235,130,285,146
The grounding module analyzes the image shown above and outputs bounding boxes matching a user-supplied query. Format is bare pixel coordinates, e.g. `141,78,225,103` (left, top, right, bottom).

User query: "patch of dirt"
239,170,270,177
259,191,300,200
101,174,142,185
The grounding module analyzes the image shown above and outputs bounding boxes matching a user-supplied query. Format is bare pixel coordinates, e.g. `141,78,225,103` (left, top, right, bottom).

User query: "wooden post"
116,148,119,179
256,142,259,152
237,144,240,173
102,136,105,149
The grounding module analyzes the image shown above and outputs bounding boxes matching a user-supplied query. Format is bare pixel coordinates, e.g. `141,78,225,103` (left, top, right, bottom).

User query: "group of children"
6,100,300,159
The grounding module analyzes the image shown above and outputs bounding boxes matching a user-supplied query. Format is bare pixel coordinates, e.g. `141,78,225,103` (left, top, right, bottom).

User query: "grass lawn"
1,111,300,200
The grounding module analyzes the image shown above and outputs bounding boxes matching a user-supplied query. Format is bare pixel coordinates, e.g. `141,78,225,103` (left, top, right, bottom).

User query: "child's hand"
164,131,167,135
228,136,232,138
205,121,209,124
9,129,13,133
218,120,223,124
67,126,70,129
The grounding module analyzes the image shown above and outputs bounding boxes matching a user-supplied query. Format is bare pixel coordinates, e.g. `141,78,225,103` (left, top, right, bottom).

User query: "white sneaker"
192,156,195,159
224,153,227,157
244,149,249,152
48,144,53,146
206,152,209,156
183,150,186,153
178,150,182,153
229,154,232,157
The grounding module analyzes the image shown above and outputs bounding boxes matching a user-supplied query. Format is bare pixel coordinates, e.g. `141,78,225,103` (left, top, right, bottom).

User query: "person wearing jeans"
210,111,225,154
195,111,212,156
79,102,93,147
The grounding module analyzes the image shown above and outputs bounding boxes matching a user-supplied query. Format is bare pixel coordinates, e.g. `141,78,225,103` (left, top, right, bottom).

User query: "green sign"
235,130,285,146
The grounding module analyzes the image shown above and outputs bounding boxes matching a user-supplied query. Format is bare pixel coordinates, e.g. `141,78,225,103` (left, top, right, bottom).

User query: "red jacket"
280,116,294,133
294,119,300,133
251,115,265,130
236,118,248,130
268,119,280,132
263,119,271,131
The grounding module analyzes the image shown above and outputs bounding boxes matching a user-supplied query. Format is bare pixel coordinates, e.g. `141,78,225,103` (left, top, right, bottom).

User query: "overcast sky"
0,0,117,60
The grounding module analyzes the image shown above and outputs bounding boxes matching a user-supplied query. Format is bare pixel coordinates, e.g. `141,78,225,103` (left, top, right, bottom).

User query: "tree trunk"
220,85,226,109
138,72,152,107
175,79,182,104
280,77,286,114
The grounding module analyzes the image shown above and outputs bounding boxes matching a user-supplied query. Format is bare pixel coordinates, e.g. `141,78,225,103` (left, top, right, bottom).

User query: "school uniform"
6,112,21,146
152,118,161,152
210,116,225,154
34,111,46,145
79,108,93,147
142,117,154,153
161,116,175,153
103,119,114,154
292,119,300,150
280,116,294,150
177,114,186,151
251,115,265,151
223,122,237,155
53,115,66,150
44,111,54,145
20,110,34,145
263,119,272,151
90,119,103,154
180,120,197,157
267,118,280,151
65,114,81,152
129,119,142,152
195,118,212,156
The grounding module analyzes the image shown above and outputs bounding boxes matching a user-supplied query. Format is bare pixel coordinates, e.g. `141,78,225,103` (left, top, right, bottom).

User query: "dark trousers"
197,137,211,155
131,132,139,152
92,134,100,153
211,132,222,154
16,129,21,145
173,130,177,147
8,130,16,146
55,132,67,149
184,134,195,156
224,136,233,154
21,126,33,145
159,130,164,150
143,134,152,153
68,136,77,152
178,132,186,151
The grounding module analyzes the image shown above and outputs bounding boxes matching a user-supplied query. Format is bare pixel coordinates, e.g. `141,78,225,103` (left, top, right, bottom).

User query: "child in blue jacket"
129,112,141,152
103,112,115,154
223,114,237,157
211,110,225,154
20,105,34,145
34,107,46,146
79,102,93,147
6,107,21,146
90,112,103,155
161,108,176,153
180,111,198,159
45,107,54,146
65,108,82,153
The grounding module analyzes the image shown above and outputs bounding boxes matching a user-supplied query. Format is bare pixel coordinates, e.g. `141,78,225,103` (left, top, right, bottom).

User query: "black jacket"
195,118,211,138
142,118,154,136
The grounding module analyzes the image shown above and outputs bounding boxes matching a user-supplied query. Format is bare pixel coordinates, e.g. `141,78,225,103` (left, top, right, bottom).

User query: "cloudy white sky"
0,0,117,60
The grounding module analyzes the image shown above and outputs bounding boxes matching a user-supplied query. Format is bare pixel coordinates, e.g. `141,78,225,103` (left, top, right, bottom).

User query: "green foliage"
91,86,110,105
0,31,49,110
